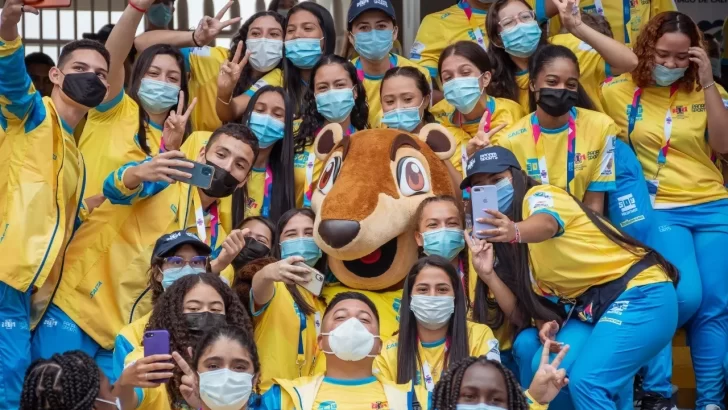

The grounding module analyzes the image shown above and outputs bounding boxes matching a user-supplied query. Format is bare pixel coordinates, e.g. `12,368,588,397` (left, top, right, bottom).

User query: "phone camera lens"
202,168,212,176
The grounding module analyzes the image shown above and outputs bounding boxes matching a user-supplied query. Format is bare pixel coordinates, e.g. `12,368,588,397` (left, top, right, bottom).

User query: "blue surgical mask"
280,237,322,267
138,78,180,114
382,106,422,132
354,29,393,61
444,76,483,114
422,228,465,260
161,265,205,290
285,38,323,69
652,64,687,86
315,88,355,123
147,3,173,27
496,177,514,213
456,404,508,410
501,21,542,58
249,112,285,149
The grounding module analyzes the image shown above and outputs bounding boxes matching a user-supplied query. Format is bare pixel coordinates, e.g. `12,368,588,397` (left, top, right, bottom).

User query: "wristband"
192,31,202,48
703,81,716,90
510,222,521,244
129,2,147,13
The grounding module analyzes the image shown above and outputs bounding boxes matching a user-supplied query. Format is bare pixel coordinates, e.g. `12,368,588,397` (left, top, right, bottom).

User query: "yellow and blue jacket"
0,36,88,328
113,312,150,382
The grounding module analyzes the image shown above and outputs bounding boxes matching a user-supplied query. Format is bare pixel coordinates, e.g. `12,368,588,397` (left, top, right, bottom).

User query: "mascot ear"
417,123,457,160
314,123,344,161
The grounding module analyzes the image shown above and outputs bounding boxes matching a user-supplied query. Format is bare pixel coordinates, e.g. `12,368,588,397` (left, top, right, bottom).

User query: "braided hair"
432,355,529,410
20,350,100,410
145,273,252,407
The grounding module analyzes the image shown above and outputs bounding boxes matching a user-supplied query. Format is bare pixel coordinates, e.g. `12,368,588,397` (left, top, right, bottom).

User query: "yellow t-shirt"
516,71,531,113
374,321,500,409
273,376,393,410
244,168,267,218
251,281,327,392
549,34,610,112
496,108,618,200
352,54,431,128
181,46,229,132
523,184,669,299
601,74,728,208
433,96,526,174
537,0,676,46
245,68,284,97
79,91,163,197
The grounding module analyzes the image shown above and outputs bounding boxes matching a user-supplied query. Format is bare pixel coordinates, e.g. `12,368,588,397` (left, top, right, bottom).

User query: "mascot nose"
318,220,361,249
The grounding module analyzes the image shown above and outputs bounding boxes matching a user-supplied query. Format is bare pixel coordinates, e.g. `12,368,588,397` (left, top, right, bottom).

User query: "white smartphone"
294,262,325,296
471,185,498,239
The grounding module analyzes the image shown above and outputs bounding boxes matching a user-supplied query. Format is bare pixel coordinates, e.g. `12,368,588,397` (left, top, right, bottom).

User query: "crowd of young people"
1,0,727,409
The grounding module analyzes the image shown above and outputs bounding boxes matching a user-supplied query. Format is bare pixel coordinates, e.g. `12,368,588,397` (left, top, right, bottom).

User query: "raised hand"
528,340,570,405
118,354,175,389
172,351,204,409
163,91,198,151
193,1,241,46
476,209,516,243
467,122,507,158
127,151,194,188
260,256,312,285
552,0,582,32
0,0,38,41
217,41,251,97
212,228,249,272
689,46,714,88
464,231,496,281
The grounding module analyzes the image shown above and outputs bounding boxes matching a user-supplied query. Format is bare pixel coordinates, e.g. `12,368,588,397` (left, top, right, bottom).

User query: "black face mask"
232,237,271,271
201,161,242,198
184,312,227,337
536,88,578,117
61,72,107,108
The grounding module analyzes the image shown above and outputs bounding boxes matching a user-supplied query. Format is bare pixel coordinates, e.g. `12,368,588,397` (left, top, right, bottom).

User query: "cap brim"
459,163,511,189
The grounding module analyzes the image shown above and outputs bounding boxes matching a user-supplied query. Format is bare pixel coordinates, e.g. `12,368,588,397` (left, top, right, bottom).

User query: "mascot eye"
318,156,342,195
396,157,430,196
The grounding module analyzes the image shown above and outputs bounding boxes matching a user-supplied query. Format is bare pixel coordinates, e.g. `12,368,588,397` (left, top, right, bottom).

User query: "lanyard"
191,186,220,251
622,0,631,44
460,0,487,50
262,165,273,218
626,84,679,179
303,125,356,208
294,302,321,377
355,55,396,82
530,108,577,193
418,338,450,392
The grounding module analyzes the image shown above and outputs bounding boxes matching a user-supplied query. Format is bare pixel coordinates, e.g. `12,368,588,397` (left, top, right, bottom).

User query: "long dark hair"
232,86,296,227
496,168,679,326
272,208,327,315
381,66,436,125
230,11,285,98
438,40,493,85
282,2,336,115
485,0,548,103
527,44,595,112
395,256,470,384
145,273,252,406
128,44,189,155
296,55,369,154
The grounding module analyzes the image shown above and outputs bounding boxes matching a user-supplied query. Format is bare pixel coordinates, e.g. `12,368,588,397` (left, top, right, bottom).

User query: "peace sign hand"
527,340,570,405
464,231,496,281
163,92,197,151
476,209,516,243
466,119,508,158
192,1,241,46
172,351,204,409
217,41,250,95
552,0,582,32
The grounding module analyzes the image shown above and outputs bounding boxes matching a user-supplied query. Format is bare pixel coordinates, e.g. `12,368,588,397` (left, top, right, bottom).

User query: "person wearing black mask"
115,273,252,410
0,2,111,405
494,44,620,215
232,216,276,271
30,123,257,385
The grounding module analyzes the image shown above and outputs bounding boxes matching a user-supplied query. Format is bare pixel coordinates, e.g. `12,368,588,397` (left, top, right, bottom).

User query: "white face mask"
321,317,380,361
410,295,455,330
199,368,253,410
456,404,508,410
246,38,283,72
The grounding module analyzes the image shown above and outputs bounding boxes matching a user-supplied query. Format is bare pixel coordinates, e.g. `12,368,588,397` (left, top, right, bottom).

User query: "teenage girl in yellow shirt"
485,0,638,113
250,208,327,392
375,256,500,409
220,2,337,121
601,12,728,408
79,0,193,196
294,55,368,207
461,145,678,410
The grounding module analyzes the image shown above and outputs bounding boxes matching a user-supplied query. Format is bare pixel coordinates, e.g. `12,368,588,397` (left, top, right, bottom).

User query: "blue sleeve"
0,37,46,132
102,158,169,205
180,47,193,72
257,385,283,410
112,334,135,383
535,0,548,24
249,287,275,317
586,181,617,192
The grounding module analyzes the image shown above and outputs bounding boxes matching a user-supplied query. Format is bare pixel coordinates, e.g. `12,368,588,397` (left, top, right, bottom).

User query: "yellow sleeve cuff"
525,390,549,410
0,36,23,54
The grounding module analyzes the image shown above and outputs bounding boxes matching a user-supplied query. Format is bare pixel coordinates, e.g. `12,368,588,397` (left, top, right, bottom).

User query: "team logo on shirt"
526,158,540,178
671,105,688,119
318,402,337,410
371,402,388,409
626,104,643,121
245,197,259,210
574,152,587,170
393,298,401,322
410,41,425,60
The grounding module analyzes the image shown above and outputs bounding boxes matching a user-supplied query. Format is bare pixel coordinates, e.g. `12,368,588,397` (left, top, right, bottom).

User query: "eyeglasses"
162,256,209,269
499,10,536,30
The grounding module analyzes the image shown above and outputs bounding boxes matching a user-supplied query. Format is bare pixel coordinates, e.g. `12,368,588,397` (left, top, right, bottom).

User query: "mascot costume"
310,123,458,339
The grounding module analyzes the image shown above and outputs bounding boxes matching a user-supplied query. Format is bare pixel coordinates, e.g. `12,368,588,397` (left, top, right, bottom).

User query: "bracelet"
192,31,202,48
128,1,146,12
703,81,716,90
217,94,232,105
510,222,521,244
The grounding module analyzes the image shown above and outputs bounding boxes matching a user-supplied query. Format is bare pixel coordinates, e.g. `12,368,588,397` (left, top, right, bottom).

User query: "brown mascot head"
311,123,457,290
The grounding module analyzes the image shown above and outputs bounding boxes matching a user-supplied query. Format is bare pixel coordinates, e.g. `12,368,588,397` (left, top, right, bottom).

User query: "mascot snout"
318,220,361,249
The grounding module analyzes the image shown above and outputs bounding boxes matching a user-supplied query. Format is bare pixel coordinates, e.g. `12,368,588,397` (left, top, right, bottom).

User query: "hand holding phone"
471,185,498,239
143,330,173,383
169,158,214,189
294,262,325,296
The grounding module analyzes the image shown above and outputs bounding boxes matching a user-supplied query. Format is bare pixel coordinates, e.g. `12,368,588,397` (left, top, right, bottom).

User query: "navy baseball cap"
152,230,212,260
347,0,396,24
460,146,522,189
